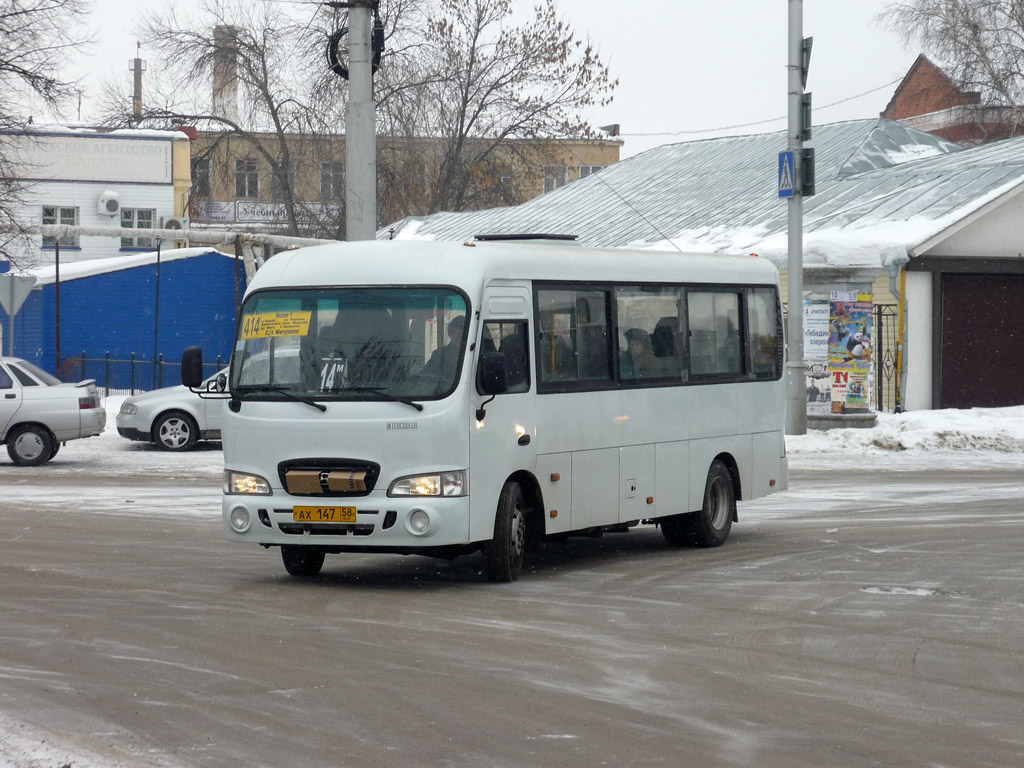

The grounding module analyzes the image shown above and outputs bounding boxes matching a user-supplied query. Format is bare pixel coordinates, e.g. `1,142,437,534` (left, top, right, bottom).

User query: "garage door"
940,274,1024,408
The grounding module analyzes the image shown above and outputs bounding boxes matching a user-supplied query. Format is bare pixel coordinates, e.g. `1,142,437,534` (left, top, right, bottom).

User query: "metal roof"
384,119,1024,270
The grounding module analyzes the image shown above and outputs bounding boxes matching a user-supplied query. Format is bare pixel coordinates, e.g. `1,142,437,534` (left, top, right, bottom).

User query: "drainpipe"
884,252,910,412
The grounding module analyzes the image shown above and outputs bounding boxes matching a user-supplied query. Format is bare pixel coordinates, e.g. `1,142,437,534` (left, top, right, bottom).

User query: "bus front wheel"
484,481,527,582
281,545,326,576
661,460,735,548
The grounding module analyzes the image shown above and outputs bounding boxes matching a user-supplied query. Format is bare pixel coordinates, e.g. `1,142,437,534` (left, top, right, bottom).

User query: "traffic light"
802,147,816,197
801,93,812,141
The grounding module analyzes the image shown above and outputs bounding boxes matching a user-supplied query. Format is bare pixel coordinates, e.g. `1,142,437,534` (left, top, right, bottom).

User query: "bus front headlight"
388,470,467,497
224,470,272,495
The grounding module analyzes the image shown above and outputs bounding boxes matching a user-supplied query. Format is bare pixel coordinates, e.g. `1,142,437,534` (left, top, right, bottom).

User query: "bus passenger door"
468,290,537,544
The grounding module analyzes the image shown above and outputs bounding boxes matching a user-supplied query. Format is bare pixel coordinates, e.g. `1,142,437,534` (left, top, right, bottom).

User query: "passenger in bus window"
420,314,465,391
620,328,659,379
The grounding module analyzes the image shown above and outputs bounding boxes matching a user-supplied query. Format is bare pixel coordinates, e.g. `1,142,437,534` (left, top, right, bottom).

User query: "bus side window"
478,320,530,394
748,288,781,379
535,287,613,387
615,285,684,382
688,290,742,377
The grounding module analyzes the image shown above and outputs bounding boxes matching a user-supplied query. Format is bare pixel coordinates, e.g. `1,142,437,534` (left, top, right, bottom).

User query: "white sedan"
116,370,227,451
1,356,106,466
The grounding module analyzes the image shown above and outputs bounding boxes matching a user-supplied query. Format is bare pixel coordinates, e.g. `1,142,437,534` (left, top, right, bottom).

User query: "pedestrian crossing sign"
778,151,796,198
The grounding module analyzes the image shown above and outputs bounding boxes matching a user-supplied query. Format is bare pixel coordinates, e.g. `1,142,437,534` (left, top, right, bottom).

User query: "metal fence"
59,352,227,396
873,303,900,413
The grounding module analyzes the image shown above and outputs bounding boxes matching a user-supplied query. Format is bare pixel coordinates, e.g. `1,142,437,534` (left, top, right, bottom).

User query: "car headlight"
119,402,139,416
388,470,467,497
224,470,272,495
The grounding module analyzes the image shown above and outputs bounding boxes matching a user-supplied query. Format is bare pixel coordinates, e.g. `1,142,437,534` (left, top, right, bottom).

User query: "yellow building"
185,130,621,237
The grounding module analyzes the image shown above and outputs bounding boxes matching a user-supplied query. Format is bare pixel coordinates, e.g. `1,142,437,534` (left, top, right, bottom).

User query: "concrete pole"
6,280,13,356
785,0,807,435
346,3,377,241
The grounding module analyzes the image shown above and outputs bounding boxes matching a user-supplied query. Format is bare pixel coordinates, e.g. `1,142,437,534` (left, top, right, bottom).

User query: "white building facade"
3,128,191,267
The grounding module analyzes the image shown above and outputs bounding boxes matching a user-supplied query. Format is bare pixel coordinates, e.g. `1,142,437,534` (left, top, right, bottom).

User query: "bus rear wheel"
281,545,326,576
484,481,527,583
661,459,735,548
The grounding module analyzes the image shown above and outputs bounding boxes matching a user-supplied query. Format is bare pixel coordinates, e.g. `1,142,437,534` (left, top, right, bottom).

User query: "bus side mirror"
479,351,509,395
182,346,204,389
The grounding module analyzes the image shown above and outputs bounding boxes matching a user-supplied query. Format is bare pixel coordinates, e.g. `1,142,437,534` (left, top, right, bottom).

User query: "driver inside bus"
420,315,465,391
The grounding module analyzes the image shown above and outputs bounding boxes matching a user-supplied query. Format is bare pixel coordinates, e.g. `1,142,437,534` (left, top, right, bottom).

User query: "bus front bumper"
221,493,473,550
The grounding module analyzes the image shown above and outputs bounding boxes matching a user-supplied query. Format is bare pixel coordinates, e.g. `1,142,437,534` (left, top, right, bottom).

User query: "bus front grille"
277,458,381,497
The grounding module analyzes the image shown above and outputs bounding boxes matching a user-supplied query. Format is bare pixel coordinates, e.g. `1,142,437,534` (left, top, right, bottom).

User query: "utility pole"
345,1,377,241
785,0,812,435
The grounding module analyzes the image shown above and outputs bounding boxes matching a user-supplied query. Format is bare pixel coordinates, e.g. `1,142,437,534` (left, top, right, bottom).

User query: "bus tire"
281,545,326,576
661,459,735,548
484,481,527,583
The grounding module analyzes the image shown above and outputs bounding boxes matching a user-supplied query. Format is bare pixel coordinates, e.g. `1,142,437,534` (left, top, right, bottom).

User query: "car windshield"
231,287,469,402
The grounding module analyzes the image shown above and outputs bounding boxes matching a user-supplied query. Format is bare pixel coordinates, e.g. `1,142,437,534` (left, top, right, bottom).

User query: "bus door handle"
517,434,531,446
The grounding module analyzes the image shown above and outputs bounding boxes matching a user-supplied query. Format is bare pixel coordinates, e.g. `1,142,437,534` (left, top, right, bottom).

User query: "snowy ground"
3,398,1023,767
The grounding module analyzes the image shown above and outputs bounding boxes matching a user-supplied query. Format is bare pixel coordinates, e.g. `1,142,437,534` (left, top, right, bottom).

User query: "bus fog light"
408,508,430,535
229,506,251,533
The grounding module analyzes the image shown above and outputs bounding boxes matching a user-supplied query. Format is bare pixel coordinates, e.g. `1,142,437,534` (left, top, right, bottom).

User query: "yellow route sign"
241,311,312,339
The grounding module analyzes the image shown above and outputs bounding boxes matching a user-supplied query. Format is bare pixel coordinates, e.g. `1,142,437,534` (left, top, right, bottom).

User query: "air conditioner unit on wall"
97,191,120,216
161,216,189,230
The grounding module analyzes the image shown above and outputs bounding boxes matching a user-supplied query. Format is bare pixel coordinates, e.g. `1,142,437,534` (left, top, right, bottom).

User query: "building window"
235,158,259,198
120,208,156,249
271,158,295,200
41,206,79,248
321,161,345,200
580,165,603,178
192,158,211,197
543,165,567,194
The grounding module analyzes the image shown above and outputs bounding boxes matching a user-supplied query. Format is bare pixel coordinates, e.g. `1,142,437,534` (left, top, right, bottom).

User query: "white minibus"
183,237,788,582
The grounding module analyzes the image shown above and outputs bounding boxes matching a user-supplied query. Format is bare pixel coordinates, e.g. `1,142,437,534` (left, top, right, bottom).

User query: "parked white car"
0,356,106,466
116,370,227,451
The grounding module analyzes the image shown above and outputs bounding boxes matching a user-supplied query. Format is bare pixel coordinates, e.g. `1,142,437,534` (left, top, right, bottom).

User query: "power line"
622,77,903,138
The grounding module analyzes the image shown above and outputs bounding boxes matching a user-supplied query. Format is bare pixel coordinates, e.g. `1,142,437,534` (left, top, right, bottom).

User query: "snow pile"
789,406,1024,458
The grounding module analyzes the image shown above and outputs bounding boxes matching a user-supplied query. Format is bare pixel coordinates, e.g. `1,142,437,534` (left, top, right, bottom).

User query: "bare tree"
0,0,92,264
93,0,342,238
375,0,617,215
98,0,615,237
881,0,1024,126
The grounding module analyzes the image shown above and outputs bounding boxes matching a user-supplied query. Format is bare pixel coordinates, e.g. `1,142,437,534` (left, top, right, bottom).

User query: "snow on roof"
25,247,234,286
385,118,1024,272
15,124,185,140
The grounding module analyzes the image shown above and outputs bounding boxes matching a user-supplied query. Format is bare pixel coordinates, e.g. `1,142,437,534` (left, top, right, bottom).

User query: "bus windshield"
232,287,469,402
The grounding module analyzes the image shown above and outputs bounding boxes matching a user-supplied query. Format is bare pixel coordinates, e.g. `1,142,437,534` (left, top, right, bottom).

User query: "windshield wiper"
341,386,425,412
234,386,327,412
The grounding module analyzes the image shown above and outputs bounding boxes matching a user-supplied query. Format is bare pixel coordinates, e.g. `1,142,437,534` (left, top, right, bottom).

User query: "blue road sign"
779,151,795,198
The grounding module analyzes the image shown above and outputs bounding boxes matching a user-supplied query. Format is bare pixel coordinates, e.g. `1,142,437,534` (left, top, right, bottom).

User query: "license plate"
292,506,357,523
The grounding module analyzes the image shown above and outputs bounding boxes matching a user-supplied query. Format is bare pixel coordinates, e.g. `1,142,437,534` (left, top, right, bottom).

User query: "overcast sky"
58,0,917,159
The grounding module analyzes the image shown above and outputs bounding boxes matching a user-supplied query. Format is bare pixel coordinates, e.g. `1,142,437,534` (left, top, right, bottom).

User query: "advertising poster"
803,297,831,415
827,292,873,414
